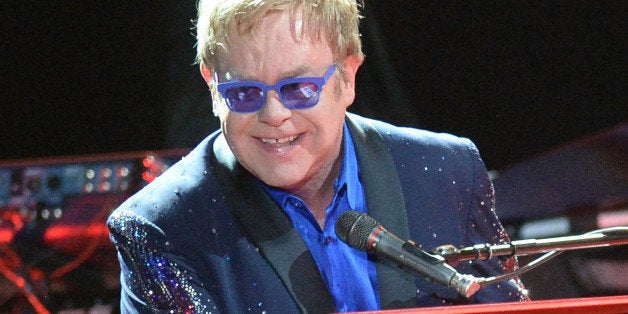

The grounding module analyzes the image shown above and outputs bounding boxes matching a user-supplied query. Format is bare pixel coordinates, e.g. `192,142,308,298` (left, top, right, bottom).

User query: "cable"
49,202,113,280
0,245,51,314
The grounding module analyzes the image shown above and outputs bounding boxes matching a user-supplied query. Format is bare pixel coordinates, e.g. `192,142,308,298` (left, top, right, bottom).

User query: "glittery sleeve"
460,140,530,302
108,209,220,313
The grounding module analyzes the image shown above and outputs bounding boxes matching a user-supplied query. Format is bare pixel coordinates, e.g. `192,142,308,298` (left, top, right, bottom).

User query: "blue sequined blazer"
107,113,528,313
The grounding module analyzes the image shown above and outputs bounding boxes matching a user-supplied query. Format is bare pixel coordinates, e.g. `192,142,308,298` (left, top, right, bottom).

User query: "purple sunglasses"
216,64,336,113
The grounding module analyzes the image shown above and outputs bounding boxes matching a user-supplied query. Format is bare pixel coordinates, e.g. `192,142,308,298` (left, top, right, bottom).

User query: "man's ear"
340,55,364,107
200,63,213,85
199,63,224,117
343,55,364,89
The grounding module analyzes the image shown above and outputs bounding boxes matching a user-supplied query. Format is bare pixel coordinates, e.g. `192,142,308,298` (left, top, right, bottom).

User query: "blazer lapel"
347,115,417,309
210,135,335,313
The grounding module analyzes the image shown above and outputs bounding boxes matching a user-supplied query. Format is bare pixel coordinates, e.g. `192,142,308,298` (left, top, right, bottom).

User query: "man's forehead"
215,40,331,81
224,7,326,51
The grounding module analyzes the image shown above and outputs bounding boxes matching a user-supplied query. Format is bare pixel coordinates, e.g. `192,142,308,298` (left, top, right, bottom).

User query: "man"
107,0,528,312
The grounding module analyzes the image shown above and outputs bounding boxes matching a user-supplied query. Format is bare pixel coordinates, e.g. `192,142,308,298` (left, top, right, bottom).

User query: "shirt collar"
338,122,361,210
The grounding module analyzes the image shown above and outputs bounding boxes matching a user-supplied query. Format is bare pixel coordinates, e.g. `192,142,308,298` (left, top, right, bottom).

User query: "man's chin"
261,174,305,192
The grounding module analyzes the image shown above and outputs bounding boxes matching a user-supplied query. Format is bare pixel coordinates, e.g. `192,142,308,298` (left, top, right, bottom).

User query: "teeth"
261,135,298,144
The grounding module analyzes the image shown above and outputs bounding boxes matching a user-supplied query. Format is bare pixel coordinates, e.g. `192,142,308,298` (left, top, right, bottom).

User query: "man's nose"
257,90,292,126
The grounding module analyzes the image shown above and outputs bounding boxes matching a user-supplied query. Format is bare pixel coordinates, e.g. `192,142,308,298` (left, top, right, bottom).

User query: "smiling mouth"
259,134,300,145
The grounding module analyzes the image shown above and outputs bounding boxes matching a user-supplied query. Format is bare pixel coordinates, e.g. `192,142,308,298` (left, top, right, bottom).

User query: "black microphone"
335,210,482,297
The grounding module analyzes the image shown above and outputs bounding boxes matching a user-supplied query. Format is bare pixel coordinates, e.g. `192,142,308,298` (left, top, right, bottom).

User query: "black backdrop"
2,1,626,171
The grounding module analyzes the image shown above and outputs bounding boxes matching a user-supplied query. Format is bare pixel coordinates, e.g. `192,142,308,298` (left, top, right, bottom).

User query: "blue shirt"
261,123,380,312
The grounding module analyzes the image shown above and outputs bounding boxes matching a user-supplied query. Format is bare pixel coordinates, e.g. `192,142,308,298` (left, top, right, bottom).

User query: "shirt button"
324,236,333,245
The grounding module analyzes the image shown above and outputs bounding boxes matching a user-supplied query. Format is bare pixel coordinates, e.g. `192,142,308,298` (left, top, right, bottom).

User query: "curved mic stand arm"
431,226,628,287
432,226,628,266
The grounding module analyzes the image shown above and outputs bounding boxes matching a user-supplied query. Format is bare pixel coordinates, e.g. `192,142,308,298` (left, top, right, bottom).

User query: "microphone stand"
431,226,628,266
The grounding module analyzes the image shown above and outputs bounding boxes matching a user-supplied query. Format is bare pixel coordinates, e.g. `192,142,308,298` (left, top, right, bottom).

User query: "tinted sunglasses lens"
224,86,264,112
280,82,321,109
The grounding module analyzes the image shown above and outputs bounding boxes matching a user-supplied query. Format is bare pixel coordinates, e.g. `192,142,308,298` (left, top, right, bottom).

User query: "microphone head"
335,210,379,251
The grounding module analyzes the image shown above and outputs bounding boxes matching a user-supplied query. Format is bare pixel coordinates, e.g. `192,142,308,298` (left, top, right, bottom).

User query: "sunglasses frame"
216,64,337,113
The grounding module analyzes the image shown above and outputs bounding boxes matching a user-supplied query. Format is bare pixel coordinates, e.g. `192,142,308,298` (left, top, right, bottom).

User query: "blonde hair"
195,0,363,80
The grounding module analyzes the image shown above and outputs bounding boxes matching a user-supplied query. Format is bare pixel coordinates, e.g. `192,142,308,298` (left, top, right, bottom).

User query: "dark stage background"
2,1,625,171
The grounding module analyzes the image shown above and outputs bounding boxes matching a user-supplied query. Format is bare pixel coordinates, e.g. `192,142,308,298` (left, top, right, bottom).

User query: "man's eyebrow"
281,66,311,79
224,66,314,82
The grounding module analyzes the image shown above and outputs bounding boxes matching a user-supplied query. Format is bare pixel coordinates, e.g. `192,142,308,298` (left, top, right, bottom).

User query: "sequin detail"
109,210,218,313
